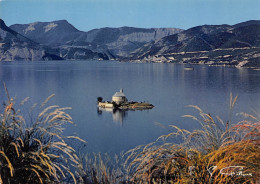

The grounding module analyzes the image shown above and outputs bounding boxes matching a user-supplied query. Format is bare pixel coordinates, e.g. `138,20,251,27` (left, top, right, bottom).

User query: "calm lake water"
0,60,260,154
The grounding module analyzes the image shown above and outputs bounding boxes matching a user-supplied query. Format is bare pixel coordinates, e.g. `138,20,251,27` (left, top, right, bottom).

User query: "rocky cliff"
128,20,260,67
0,19,62,61
2,19,260,67
10,20,82,46
10,21,182,57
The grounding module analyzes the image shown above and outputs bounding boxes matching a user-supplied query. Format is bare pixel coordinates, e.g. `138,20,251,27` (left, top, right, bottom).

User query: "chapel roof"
113,88,125,97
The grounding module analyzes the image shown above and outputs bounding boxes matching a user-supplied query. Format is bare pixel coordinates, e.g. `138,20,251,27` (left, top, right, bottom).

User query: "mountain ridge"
126,20,260,67
1,19,259,67
10,19,82,46
0,19,64,61
10,20,183,57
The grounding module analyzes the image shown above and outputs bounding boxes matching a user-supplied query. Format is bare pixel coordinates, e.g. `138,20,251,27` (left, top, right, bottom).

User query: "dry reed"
125,93,259,183
0,84,85,184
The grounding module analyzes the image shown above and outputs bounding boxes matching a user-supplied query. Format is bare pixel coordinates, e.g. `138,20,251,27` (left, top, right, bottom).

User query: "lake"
0,60,259,154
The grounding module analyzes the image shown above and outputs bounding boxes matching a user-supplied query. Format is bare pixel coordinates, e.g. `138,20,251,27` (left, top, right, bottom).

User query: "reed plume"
125,93,259,183
0,84,85,183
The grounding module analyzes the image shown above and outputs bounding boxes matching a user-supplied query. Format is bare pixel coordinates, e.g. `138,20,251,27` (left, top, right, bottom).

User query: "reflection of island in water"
97,107,128,126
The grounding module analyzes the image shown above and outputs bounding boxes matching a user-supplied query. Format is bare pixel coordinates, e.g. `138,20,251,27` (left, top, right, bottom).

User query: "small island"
97,89,154,110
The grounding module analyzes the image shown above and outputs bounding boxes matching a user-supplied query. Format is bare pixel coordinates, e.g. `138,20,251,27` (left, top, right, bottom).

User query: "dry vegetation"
76,152,128,184
124,94,260,184
1,86,259,184
0,84,85,183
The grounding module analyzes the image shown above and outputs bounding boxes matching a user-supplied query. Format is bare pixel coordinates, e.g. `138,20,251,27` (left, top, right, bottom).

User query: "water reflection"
1,61,259,155
97,107,128,126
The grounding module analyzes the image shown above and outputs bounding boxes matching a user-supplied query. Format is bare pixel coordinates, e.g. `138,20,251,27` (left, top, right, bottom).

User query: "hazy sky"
0,0,260,31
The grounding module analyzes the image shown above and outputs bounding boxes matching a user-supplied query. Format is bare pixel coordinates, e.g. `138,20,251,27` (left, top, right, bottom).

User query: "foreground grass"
1,88,259,183
0,85,85,183
124,94,260,184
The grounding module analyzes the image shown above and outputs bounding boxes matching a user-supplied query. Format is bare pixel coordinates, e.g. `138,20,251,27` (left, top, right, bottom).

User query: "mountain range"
128,20,260,67
10,20,182,59
0,19,62,61
0,19,259,67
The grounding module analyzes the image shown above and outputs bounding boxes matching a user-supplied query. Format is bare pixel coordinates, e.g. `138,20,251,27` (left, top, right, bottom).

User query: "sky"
0,0,260,32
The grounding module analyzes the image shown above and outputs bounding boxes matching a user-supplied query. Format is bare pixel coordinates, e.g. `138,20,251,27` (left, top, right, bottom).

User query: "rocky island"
97,89,154,110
